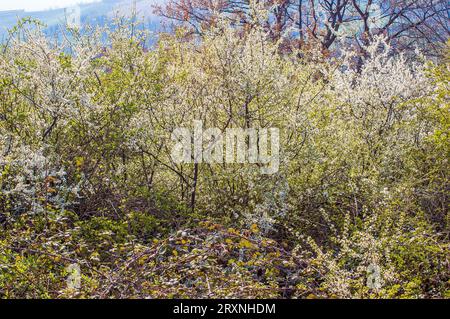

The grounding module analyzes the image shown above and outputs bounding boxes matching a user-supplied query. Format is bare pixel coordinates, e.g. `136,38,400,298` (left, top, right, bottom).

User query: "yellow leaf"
250,224,259,233
238,239,254,249
75,156,84,168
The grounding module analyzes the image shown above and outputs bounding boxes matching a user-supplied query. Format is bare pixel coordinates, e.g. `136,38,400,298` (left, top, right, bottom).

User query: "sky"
0,0,102,12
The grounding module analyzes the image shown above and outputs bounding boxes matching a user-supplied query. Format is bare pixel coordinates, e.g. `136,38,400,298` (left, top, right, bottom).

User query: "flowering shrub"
296,210,448,298
0,11,448,299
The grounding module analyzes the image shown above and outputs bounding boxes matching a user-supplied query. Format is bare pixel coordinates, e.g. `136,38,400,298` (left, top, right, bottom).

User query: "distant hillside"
0,0,160,41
